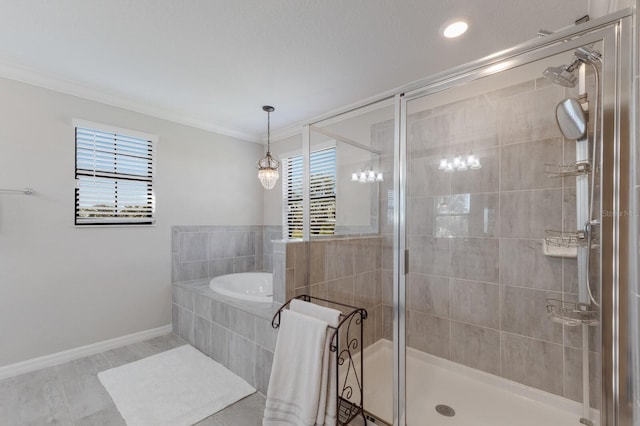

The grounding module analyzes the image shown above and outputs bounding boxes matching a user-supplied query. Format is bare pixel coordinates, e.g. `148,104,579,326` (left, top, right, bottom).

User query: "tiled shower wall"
374,78,600,404
272,237,383,349
171,225,282,283
308,237,383,349
271,240,307,303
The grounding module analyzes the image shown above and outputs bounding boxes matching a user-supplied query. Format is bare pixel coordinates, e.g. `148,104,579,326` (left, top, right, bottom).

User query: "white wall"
0,77,264,367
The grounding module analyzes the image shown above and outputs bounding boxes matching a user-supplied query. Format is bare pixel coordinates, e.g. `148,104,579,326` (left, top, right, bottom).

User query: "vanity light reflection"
351,168,383,183
439,153,481,172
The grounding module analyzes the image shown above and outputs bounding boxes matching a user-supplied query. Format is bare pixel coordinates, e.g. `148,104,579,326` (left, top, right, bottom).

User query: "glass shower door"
305,100,396,425
400,47,606,425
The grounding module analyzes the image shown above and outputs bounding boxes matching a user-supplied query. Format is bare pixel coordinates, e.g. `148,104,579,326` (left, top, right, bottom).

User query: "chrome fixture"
546,298,599,327
351,166,383,183
545,161,591,177
543,45,603,426
545,46,602,309
257,106,280,190
556,97,588,140
438,153,481,172
542,64,579,87
0,187,33,195
542,46,601,88
435,405,456,417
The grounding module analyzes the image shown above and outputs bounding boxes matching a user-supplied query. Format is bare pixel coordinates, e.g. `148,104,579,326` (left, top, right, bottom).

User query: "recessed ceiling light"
441,19,469,39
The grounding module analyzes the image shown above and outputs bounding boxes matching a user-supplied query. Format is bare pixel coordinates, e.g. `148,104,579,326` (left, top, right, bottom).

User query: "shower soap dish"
546,298,599,326
543,230,586,258
545,161,591,177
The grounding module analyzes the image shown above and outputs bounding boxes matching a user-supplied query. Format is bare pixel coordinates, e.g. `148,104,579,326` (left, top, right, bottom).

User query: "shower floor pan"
346,339,599,426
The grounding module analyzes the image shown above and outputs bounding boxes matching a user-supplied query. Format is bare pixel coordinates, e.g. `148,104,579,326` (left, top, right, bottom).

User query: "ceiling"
0,1,591,142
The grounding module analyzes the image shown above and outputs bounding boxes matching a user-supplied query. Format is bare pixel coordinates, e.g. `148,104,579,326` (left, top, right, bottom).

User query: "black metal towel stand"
271,294,368,425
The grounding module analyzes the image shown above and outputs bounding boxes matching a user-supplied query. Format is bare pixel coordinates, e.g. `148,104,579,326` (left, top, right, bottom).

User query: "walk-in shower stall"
287,10,637,426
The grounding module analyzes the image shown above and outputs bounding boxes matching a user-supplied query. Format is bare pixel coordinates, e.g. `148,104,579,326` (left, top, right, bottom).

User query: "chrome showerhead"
542,65,578,88
542,46,601,88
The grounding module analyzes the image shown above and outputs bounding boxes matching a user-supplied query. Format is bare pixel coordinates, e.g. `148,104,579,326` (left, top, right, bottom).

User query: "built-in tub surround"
171,225,282,394
172,233,382,395
171,225,282,283
172,280,278,395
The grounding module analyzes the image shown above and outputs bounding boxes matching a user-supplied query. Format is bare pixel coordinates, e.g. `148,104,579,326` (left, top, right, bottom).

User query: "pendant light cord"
267,109,271,154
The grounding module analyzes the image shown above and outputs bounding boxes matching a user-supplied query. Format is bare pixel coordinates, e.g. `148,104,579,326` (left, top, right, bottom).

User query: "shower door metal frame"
393,11,634,426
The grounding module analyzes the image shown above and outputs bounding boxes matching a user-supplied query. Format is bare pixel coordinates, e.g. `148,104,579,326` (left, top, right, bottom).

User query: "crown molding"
0,61,261,143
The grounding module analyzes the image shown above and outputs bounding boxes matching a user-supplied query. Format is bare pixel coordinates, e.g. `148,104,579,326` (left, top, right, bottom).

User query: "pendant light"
257,105,280,189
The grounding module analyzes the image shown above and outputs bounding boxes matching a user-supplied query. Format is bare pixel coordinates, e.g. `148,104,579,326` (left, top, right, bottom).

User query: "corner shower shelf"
546,298,599,326
545,161,591,177
544,230,587,248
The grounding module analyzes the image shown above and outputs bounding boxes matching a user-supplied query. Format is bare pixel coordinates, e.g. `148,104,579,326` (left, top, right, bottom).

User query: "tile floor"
0,333,266,426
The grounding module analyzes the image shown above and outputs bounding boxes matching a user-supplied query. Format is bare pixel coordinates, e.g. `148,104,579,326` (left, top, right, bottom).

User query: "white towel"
290,300,341,426
263,309,329,426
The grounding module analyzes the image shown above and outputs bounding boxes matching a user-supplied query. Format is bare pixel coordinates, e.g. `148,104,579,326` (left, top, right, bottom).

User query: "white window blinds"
285,147,336,238
75,125,155,225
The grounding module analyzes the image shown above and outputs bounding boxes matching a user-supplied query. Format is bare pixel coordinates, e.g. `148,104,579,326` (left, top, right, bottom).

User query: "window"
74,121,156,225
285,147,336,238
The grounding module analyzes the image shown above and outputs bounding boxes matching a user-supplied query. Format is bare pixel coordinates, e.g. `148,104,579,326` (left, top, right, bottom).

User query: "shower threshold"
345,339,599,426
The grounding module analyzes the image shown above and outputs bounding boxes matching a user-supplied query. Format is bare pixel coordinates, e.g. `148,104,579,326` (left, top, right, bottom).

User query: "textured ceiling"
0,0,589,141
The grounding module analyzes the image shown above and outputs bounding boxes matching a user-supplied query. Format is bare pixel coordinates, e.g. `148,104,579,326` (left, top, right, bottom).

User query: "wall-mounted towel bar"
0,187,34,195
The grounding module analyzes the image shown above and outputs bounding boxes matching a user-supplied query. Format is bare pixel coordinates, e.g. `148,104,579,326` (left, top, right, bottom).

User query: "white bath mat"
98,345,255,426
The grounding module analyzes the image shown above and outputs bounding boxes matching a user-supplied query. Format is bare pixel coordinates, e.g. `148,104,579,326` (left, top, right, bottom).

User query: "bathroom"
1,2,639,426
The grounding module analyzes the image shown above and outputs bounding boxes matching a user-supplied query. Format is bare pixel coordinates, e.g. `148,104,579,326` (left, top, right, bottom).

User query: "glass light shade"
466,154,476,166
258,168,279,189
367,170,375,182
457,162,468,171
471,159,482,169
444,162,454,172
453,155,462,168
439,158,448,170
351,172,358,182
376,172,384,182
257,152,280,189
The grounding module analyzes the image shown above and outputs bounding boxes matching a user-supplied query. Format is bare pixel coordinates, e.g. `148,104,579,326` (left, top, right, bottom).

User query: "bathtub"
209,272,273,303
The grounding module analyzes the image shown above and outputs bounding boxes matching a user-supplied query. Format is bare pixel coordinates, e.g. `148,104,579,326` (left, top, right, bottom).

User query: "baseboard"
0,324,173,381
